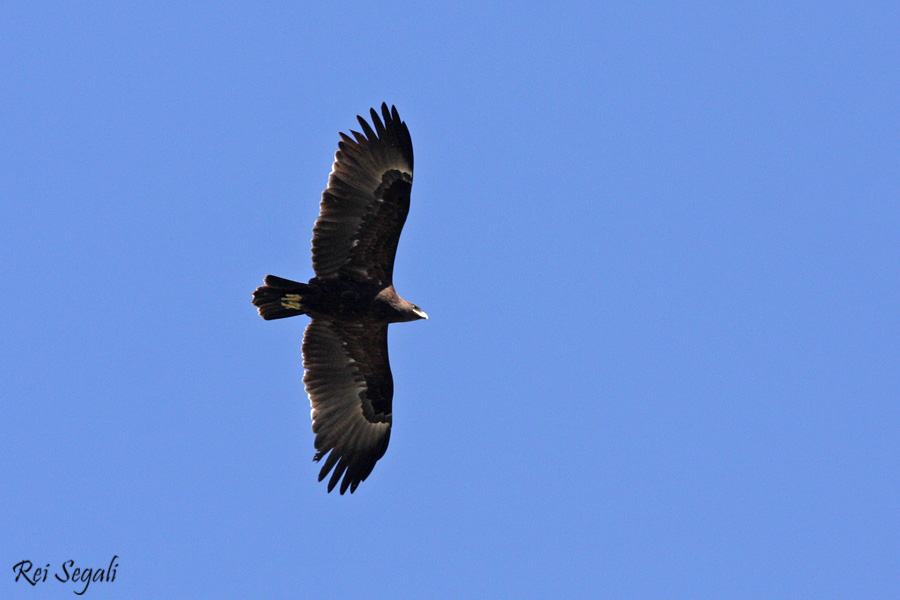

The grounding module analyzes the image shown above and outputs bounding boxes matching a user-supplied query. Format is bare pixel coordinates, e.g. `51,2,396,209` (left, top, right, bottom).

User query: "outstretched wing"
311,103,414,286
302,319,393,494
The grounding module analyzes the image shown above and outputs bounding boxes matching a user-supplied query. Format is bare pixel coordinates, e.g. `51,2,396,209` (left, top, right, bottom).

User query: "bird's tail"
252,275,311,320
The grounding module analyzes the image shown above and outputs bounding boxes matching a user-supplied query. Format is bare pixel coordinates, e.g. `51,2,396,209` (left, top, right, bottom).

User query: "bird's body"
255,276,421,324
252,104,426,494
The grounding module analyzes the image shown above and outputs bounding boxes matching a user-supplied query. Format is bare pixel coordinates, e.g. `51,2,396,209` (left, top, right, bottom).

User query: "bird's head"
396,299,428,322
410,304,428,321
381,287,428,322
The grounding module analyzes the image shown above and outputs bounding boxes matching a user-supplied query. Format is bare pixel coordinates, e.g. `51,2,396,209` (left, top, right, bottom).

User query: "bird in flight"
252,104,427,494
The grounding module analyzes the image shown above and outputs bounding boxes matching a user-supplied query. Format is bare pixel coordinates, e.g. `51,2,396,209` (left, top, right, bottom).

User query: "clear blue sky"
3,2,899,598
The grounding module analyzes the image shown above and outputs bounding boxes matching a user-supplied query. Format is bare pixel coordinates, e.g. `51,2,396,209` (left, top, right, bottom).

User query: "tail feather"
252,275,310,320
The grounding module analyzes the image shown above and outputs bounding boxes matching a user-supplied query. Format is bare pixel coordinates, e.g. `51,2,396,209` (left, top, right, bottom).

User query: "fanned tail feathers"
252,275,310,320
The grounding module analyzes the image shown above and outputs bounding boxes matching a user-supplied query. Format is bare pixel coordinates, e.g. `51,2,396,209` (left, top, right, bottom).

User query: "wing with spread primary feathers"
302,319,393,494
311,103,414,286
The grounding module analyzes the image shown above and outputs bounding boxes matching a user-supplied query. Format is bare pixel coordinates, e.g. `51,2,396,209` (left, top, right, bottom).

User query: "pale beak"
414,308,429,320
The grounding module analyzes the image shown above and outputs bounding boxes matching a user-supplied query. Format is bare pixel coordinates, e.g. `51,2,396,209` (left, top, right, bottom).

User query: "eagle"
252,104,427,494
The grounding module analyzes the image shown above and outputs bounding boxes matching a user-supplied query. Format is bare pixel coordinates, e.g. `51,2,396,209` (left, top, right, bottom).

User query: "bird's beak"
414,308,429,320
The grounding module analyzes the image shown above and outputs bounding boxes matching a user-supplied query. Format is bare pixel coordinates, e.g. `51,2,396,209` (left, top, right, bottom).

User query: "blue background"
3,2,899,598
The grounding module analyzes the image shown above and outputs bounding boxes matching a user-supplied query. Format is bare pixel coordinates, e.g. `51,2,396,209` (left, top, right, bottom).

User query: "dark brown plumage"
252,104,426,494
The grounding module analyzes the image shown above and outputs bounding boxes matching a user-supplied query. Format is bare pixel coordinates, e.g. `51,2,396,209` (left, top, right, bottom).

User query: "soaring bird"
252,104,426,494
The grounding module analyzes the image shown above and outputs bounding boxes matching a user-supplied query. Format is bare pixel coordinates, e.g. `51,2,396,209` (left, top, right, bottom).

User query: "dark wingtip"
338,131,355,145
349,129,367,144
369,106,386,137
356,114,377,141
